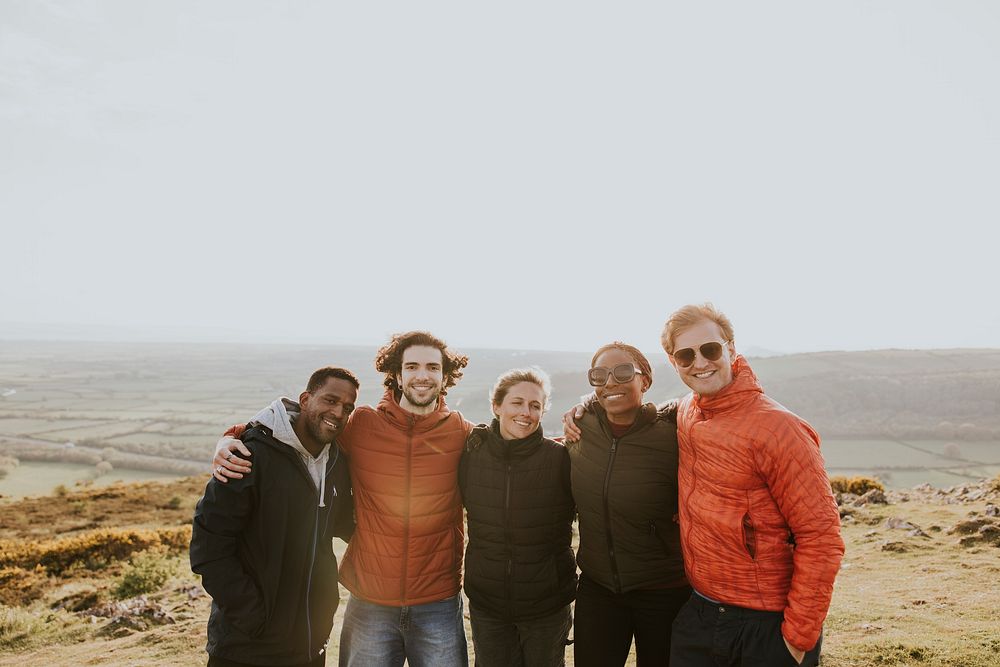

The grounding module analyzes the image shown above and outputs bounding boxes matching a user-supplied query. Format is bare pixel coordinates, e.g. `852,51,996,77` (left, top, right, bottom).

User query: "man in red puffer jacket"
661,303,844,667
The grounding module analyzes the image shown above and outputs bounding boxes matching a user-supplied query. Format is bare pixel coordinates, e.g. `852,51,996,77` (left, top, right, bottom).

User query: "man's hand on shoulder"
213,429,253,483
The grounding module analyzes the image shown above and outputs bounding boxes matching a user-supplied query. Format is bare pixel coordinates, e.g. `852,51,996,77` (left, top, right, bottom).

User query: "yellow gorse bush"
829,475,885,496
0,526,191,576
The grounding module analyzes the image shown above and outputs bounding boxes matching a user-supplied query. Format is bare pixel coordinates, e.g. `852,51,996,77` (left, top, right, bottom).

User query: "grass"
0,462,185,500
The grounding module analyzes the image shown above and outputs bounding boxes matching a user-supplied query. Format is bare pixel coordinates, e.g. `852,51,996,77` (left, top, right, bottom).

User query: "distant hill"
1,342,997,461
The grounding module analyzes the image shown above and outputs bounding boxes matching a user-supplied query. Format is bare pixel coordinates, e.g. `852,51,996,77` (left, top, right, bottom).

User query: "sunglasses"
588,363,645,387
672,341,731,368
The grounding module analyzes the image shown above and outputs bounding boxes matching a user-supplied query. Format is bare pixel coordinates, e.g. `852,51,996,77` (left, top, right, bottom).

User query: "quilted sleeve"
753,415,845,652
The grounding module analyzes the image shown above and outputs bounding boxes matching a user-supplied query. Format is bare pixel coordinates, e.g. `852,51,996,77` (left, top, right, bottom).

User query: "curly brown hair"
374,331,469,396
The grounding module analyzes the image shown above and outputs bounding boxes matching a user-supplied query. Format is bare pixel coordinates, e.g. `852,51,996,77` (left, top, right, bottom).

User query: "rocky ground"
2,476,999,666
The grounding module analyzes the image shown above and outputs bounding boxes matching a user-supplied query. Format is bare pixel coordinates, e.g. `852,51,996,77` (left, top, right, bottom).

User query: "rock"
838,492,859,506
947,518,995,535
854,489,887,506
885,517,917,530
985,504,999,518
881,540,909,552
965,490,986,502
978,525,1000,543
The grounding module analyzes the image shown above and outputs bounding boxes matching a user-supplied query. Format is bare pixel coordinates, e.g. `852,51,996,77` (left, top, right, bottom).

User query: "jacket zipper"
401,415,415,604
603,437,621,594
504,453,513,618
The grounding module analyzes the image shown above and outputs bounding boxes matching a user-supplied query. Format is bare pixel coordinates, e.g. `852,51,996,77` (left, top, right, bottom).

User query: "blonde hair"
660,303,735,355
490,367,552,413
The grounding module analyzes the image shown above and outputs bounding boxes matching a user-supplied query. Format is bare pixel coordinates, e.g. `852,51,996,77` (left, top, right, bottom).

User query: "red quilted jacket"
675,355,844,652
337,388,471,606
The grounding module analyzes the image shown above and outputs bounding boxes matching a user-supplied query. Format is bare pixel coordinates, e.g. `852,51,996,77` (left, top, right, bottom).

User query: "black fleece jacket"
459,420,577,621
190,424,354,665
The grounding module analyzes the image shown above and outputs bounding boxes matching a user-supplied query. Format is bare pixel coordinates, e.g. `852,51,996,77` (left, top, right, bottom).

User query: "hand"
784,637,805,665
213,436,252,483
561,403,585,443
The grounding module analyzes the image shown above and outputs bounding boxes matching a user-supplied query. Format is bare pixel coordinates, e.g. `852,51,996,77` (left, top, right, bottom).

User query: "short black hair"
306,366,360,393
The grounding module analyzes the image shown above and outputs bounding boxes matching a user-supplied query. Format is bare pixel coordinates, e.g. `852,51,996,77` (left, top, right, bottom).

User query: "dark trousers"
208,653,326,667
669,593,822,666
470,603,572,667
573,575,691,667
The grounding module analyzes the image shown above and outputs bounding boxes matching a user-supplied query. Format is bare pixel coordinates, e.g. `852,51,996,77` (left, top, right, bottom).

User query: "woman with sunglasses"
459,368,576,667
567,342,689,667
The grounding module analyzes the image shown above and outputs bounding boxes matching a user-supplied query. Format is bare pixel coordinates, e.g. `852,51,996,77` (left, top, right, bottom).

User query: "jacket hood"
376,386,456,433
249,397,333,507
692,354,764,416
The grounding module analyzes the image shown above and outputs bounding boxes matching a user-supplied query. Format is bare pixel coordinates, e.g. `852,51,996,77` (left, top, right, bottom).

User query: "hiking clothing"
192,421,353,666
675,355,844,652
458,420,576,622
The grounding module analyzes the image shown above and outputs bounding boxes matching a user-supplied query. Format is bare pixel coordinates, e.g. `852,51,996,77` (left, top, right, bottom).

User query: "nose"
330,403,345,419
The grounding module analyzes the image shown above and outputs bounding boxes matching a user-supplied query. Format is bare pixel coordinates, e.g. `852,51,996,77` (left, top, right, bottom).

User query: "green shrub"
165,496,183,510
113,549,177,599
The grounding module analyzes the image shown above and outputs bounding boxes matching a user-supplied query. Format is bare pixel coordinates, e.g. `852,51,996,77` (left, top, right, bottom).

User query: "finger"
229,440,252,458
223,459,252,474
573,406,585,419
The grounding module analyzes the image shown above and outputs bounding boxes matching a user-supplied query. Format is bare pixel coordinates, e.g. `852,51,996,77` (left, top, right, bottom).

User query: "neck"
606,407,639,427
291,421,327,457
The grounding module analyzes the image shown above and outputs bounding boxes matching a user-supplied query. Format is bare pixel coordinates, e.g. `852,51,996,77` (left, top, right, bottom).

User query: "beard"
401,384,441,408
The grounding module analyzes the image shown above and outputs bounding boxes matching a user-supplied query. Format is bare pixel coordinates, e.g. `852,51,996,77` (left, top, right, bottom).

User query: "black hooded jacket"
190,424,354,665
458,420,576,621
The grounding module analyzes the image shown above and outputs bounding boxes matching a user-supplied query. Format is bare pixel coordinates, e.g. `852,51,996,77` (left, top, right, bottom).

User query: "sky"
2,1,998,355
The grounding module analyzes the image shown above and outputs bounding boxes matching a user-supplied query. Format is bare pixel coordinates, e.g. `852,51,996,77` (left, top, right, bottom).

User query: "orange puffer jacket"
337,388,471,607
676,355,844,652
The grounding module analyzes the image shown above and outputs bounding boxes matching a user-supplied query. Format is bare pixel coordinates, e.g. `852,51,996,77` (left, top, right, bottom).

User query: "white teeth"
513,420,531,426
605,393,624,400
694,371,714,379
323,419,339,429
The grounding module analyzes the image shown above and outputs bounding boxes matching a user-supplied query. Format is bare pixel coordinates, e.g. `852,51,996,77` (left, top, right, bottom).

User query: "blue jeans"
339,594,469,667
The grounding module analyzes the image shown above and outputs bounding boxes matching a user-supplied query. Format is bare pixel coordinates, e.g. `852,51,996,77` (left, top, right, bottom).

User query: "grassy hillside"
1,476,999,666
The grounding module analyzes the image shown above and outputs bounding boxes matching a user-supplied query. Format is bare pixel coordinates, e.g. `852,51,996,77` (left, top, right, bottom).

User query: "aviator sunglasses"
588,363,645,387
672,341,731,368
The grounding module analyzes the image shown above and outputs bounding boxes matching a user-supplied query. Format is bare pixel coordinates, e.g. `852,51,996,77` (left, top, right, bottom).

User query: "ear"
491,403,500,418
667,354,678,371
299,390,311,407
641,377,652,392
727,341,737,358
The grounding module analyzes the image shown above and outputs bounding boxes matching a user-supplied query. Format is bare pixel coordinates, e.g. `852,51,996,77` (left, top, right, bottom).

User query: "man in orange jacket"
214,331,473,667
661,304,844,666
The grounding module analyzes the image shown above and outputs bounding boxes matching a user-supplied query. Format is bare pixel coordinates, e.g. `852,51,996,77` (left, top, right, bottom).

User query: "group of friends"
189,303,845,667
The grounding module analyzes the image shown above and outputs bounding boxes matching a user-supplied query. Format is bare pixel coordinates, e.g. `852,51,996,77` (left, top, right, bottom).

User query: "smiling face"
396,345,444,415
493,381,545,441
669,319,736,397
592,348,649,426
297,376,358,453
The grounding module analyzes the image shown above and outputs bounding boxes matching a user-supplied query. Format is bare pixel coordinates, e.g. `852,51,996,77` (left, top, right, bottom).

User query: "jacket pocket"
741,513,757,560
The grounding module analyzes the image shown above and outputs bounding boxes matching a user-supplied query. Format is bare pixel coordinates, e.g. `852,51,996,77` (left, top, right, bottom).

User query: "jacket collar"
375,386,455,433
692,354,763,416
593,402,659,436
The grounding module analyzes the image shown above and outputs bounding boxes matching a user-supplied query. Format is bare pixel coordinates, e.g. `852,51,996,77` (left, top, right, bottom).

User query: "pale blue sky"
2,1,998,354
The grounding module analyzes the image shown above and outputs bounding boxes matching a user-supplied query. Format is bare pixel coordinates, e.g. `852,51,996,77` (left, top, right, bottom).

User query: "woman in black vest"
567,342,689,667
459,368,576,667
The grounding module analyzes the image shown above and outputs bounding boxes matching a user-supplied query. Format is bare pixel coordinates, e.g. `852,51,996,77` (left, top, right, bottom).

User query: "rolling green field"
3,341,999,490
0,461,186,499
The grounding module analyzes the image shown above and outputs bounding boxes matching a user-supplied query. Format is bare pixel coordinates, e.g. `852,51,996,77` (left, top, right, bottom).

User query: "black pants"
573,575,691,667
669,593,822,667
208,653,326,667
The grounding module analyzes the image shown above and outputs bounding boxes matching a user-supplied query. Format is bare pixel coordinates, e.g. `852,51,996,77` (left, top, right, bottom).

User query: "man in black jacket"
191,367,358,667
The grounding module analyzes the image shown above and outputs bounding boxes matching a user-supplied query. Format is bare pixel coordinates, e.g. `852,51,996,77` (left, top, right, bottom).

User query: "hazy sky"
3,1,998,354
